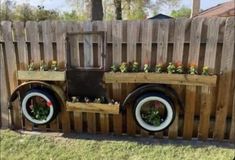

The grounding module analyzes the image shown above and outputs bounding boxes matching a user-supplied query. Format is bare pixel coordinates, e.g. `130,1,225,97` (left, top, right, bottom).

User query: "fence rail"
0,17,234,142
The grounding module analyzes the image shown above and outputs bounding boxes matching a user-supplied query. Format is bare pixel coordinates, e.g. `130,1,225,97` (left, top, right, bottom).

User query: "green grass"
0,129,234,160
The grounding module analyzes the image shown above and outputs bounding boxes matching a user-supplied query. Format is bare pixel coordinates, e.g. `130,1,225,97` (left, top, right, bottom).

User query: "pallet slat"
17,71,66,81
104,72,217,87
66,102,119,114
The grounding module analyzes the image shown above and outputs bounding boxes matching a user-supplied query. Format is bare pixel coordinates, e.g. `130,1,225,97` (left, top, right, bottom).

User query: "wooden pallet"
66,101,120,114
104,72,217,87
17,71,66,81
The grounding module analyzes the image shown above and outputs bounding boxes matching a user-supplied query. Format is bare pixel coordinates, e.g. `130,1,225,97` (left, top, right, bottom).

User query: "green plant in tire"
119,62,129,73
30,104,50,120
141,108,161,126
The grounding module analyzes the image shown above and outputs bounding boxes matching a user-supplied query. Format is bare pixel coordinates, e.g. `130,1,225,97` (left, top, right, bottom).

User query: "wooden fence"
0,17,234,142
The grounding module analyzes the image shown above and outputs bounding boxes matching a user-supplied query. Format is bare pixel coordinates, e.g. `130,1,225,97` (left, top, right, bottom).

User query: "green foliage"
144,64,150,72
131,62,140,72
110,64,119,72
189,65,198,75
141,108,161,126
13,3,34,21
119,62,128,73
176,65,183,74
167,62,176,74
34,5,59,21
202,66,209,75
171,6,191,18
31,104,50,120
155,64,163,73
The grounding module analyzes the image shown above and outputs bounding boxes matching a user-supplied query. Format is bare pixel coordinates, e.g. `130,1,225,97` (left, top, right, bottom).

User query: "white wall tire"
21,89,58,125
134,93,175,132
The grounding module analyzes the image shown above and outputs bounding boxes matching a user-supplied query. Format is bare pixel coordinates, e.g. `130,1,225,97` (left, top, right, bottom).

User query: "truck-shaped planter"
8,31,217,132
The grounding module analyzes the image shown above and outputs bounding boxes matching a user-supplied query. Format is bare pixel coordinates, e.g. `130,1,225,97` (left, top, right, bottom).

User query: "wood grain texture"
183,17,204,140
214,17,235,140
17,71,66,81
66,102,119,114
1,21,19,128
168,18,189,139
104,73,217,87
0,19,234,142
0,44,10,128
198,18,224,140
141,20,153,67
112,21,123,135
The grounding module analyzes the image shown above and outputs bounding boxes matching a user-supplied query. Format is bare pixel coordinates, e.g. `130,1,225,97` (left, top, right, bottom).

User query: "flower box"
17,71,66,81
66,101,120,114
103,72,217,87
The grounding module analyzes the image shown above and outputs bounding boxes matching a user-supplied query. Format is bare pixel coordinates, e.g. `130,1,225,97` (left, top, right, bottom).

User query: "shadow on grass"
61,132,235,149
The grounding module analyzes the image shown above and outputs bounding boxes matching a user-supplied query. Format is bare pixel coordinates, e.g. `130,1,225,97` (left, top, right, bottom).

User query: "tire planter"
21,88,59,125
134,93,175,132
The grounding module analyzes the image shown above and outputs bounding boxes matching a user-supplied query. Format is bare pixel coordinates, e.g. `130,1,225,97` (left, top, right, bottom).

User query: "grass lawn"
0,129,234,160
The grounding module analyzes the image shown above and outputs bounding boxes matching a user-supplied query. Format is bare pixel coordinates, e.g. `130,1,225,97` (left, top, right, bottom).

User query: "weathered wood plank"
83,22,94,67
155,19,171,138
95,21,109,134
140,20,153,136
141,20,153,67
104,73,217,87
66,102,119,114
82,22,97,133
54,22,72,133
168,18,190,139
0,44,10,128
126,20,141,135
229,87,235,143
42,21,54,63
13,21,29,130
183,17,204,140
198,18,224,140
1,21,19,128
214,17,235,140
156,20,170,64
17,71,66,81
26,21,41,63
112,21,123,135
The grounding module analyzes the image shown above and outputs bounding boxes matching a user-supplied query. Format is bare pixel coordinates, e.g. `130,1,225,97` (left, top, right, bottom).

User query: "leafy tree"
62,10,79,21
170,6,191,18
114,0,122,20
14,3,34,22
0,0,16,21
34,5,59,21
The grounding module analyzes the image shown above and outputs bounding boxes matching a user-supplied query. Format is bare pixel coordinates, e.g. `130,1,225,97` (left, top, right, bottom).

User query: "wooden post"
191,0,200,17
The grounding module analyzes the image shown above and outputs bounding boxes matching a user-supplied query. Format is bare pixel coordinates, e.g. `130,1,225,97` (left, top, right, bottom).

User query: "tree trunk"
91,0,103,21
114,0,122,20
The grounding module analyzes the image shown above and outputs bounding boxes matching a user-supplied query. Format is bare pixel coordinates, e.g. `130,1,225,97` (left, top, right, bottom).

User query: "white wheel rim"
22,92,54,124
135,96,173,131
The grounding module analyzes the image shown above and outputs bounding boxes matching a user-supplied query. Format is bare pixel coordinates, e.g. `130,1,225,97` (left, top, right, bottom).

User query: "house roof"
197,0,235,17
148,14,173,19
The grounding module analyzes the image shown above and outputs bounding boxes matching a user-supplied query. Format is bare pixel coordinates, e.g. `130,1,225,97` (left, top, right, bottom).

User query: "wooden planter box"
104,72,217,87
66,101,120,114
17,71,66,81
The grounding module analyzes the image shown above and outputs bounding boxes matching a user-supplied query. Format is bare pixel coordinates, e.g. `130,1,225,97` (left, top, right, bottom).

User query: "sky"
14,0,231,15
